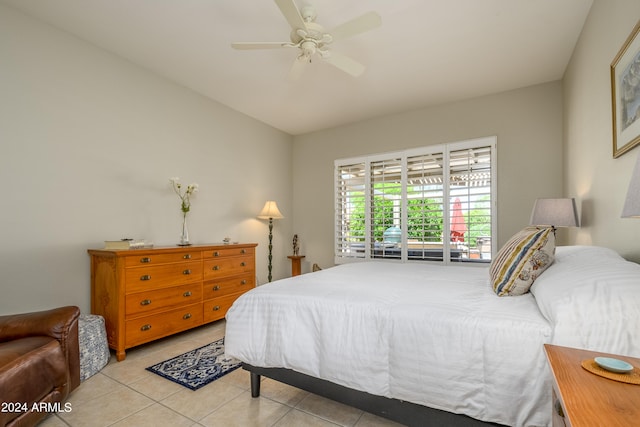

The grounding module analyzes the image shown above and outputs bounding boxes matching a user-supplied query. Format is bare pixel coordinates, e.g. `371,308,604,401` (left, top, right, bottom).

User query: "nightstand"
544,344,640,426
287,255,305,276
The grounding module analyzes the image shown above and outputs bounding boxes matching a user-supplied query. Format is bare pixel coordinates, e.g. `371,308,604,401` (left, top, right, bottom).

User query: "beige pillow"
490,226,555,296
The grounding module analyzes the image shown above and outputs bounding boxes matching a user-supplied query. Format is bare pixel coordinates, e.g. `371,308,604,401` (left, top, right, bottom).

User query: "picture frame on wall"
611,20,640,158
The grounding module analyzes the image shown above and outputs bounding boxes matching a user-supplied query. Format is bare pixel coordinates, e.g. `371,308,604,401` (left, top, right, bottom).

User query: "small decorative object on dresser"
292,234,299,256
88,243,257,361
169,177,199,246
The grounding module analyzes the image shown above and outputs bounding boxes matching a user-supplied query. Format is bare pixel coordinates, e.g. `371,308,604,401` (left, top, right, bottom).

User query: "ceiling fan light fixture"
300,40,316,56
231,0,381,79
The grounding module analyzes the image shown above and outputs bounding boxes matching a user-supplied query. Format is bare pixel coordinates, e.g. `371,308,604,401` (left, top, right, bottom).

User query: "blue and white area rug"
146,337,241,390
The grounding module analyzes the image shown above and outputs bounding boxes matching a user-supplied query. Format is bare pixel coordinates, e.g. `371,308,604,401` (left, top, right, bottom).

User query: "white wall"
292,82,564,271
0,4,293,314
564,0,640,261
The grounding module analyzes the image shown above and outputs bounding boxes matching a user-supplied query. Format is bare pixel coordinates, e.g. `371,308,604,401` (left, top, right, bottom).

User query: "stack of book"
103,239,151,250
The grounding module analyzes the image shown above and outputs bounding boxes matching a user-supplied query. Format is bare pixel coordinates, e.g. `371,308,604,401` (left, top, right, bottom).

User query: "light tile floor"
39,320,403,427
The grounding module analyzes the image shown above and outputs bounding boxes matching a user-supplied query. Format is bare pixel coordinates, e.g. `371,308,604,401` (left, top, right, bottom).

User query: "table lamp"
530,198,580,232
622,151,640,218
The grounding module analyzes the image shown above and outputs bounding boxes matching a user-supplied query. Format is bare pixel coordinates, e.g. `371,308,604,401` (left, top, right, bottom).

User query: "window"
335,137,496,264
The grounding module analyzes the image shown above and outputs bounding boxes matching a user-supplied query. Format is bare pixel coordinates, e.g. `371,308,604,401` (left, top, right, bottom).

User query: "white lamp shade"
257,201,284,219
622,150,640,218
529,198,579,227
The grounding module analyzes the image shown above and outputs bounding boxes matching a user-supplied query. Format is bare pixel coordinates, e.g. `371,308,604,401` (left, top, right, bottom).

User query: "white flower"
186,183,199,194
169,177,198,214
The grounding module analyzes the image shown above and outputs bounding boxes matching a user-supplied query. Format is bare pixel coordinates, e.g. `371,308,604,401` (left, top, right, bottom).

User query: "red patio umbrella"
450,198,467,242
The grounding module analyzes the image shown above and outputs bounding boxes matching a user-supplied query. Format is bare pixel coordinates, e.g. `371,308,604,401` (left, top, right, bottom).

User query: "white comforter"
225,261,553,427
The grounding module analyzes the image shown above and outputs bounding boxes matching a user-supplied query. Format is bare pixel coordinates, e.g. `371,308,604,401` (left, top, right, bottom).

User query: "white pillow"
530,245,640,356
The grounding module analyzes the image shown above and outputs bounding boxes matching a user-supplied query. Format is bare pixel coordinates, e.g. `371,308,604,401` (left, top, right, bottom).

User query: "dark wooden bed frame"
243,363,505,427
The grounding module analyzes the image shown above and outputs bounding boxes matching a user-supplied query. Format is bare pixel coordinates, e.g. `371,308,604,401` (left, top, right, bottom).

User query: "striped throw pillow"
490,226,555,296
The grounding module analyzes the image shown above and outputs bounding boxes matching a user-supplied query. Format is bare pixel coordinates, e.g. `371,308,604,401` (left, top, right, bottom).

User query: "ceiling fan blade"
323,52,365,77
329,11,382,41
274,0,307,31
289,56,309,80
231,42,290,50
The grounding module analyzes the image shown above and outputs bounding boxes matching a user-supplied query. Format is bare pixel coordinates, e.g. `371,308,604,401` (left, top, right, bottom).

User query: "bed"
225,245,640,427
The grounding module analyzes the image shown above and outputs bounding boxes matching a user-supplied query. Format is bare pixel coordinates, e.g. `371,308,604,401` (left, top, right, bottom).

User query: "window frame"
334,136,497,265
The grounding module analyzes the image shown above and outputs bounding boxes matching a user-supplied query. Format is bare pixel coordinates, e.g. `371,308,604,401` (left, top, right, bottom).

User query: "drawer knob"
140,257,151,263
213,251,220,257
212,305,221,311
240,262,246,267
241,279,247,285
183,254,192,259
140,299,152,306
212,265,220,271
183,269,191,275
183,313,192,320
240,249,246,254
213,285,221,291
140,324,152,331
140,275,151,281
183,291,192,297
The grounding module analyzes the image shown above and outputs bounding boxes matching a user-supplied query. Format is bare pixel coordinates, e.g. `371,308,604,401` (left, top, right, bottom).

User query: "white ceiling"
3,0,593,135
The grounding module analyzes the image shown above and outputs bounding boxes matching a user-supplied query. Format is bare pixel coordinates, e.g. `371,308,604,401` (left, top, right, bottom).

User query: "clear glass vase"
179,213,190,246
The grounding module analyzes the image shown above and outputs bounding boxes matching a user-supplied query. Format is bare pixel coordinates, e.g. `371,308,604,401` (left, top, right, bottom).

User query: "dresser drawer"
125,261,203,292
203,246,255,259
203,256,253,279
124,251,202,268
203,273,254,299
203,294,242,323
125,303,203,348
125,283,203,317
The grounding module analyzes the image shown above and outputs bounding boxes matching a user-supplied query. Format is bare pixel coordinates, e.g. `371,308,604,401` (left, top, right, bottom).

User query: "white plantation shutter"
335,162,367,259
370,157,402,259
406,152,445,261
449,145,493,260
335,137,496,264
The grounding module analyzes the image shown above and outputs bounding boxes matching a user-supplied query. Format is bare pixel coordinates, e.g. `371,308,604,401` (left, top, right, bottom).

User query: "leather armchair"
0,306,80,427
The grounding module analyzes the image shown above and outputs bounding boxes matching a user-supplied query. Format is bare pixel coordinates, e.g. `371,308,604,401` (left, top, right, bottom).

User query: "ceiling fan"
231,0,381,79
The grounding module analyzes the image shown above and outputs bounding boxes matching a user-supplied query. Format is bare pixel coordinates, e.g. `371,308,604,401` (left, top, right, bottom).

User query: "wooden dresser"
88,243,257,361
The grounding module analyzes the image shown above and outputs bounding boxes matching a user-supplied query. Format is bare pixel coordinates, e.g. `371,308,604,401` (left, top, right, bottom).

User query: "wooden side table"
287,255,305,276
544,344,640,426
